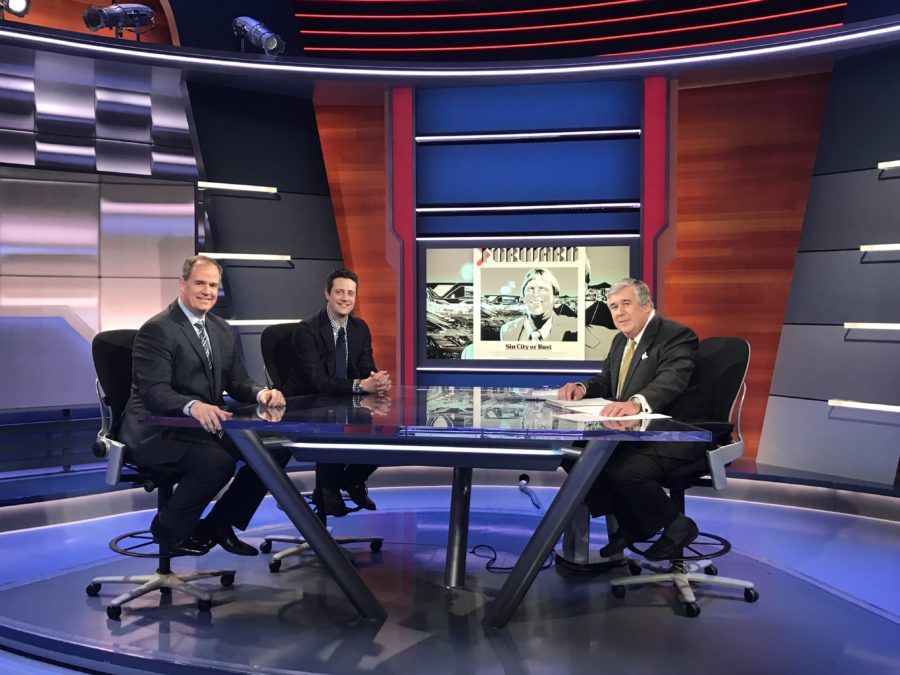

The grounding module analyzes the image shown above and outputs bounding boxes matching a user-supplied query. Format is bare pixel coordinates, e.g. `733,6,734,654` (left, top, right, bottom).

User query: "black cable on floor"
469,544,554,573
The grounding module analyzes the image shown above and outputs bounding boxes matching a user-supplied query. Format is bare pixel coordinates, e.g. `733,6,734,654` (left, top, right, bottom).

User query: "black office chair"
85,329,235,619
257,322,382,573
609,336,759,617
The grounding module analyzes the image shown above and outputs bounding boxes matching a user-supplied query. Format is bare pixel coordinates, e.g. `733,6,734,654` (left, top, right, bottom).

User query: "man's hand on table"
599,400,641,417
190,402,233,434
557,382,586,401
258,388,286,407
360,370,392,394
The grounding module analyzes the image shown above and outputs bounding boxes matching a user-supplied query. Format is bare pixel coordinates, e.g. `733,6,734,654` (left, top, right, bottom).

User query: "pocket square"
641,352,648,360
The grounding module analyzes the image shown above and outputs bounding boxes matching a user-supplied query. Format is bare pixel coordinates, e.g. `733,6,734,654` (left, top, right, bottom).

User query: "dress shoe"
315,487,349,517
345,483,376,511
643,515,699,561
197,518,259,557
598,532,631,558
150,516,209,557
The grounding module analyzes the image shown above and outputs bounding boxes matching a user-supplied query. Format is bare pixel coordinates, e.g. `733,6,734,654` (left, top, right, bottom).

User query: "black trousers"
316,463,378,490
154,430,291,541
566,441,706,540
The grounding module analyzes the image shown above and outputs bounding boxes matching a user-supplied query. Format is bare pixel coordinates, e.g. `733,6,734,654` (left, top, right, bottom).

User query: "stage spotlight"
83,4,154,41
1,0,32,18
233,16,285,55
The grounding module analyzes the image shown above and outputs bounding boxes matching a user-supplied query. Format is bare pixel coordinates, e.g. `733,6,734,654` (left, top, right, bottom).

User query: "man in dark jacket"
120,255,288,557
558,278,703,561
284,268,391,516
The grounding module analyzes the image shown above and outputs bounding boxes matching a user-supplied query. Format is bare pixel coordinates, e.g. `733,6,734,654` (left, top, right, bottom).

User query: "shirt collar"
326,307,348,333
178,299,205,325
631,310,656,346
528,314,553,340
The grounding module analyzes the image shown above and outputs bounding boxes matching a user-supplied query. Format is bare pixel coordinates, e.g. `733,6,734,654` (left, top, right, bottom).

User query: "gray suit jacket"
119,301,262,465
581,314,701,420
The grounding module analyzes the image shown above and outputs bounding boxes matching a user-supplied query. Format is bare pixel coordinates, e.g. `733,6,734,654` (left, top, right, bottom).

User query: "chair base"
555,549,628,575
86,567,236,620
610,557,758,618
261,534,383,573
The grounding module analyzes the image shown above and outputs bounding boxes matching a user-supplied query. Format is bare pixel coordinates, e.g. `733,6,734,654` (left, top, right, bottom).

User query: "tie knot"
529,330,542,341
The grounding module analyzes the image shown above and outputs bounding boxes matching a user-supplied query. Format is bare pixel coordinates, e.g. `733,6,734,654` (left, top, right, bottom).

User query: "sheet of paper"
542,397,612,409
556,412,670,422
526,389,562,400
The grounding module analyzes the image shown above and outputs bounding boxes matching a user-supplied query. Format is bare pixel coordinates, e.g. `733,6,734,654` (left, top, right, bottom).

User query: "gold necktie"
616,339,636,400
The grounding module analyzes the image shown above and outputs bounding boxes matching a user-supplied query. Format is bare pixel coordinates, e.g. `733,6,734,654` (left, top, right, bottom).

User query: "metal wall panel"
799,170,900,251
0,176,99,277
205,193,341,258
223,261,342,320
99,277,176,332
783,250,900,324
0,276,99,331
758,396,900,485
770,325,900,403
0,44,196,179
98,182,194,278
0,316,96,410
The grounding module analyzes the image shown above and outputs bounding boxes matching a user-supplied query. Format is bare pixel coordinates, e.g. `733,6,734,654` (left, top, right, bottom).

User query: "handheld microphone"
518,474,543,510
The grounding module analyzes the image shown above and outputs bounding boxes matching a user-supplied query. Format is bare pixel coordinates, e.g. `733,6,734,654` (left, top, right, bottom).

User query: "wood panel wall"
664,73,831,457
6,0,173,44
313,93,398,381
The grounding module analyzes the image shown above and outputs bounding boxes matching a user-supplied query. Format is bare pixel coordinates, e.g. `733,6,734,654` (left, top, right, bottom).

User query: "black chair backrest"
92,329,138,438
696,336,751,432
260,322,297,390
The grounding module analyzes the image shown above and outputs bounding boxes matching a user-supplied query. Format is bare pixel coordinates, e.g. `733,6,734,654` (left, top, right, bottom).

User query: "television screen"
420,237,638,370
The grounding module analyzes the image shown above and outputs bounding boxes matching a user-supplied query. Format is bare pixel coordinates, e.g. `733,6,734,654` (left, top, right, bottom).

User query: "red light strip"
301,0,766,37
296,0,652,21
603,22,842,57
302,3,846,52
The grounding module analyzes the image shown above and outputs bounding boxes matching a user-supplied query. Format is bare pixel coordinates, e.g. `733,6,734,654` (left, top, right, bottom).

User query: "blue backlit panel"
417,138,640,205
417,211,640,235
416,81,642,134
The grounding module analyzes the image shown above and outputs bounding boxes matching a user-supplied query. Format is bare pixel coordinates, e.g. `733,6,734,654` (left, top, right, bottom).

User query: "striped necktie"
194,321,213,372
616,339,636,400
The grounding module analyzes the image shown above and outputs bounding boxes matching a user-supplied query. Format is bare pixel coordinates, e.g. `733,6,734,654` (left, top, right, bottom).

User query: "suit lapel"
620,315,660,398
206,317,224,395
319,310,335,376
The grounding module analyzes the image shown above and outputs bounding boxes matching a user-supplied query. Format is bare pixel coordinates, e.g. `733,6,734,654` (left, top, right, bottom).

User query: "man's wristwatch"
352,379,363,394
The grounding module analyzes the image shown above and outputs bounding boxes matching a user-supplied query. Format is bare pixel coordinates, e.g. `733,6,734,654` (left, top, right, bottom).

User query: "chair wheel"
86,582,101,597
705,565,718,576
106,605,122,620
197,599,212,612
611,585,626,599
684,602,701,618
259,541,272,554
269,559,282,573
370,539,383,552
627,561,643,576
221,573,235,587
744,587,759,602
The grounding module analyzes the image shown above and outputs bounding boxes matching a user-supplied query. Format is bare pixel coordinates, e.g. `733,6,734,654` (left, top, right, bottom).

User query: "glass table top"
151,386,711,445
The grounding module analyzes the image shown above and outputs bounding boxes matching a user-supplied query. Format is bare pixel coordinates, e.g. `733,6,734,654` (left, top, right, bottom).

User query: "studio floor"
0,485,899,674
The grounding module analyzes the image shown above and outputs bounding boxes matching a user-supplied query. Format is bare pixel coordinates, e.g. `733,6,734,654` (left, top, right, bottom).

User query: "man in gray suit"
558,278,703,561
120,255,289,557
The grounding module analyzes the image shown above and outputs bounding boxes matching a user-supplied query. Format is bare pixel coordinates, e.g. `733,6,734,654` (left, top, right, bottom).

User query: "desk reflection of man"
557,278,704,562
283,268,391,517
499,268,578,342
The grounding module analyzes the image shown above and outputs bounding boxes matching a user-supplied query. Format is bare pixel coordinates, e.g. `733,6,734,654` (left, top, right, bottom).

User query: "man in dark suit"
283,268,391,517
558,278,703,561
120,255,289,557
